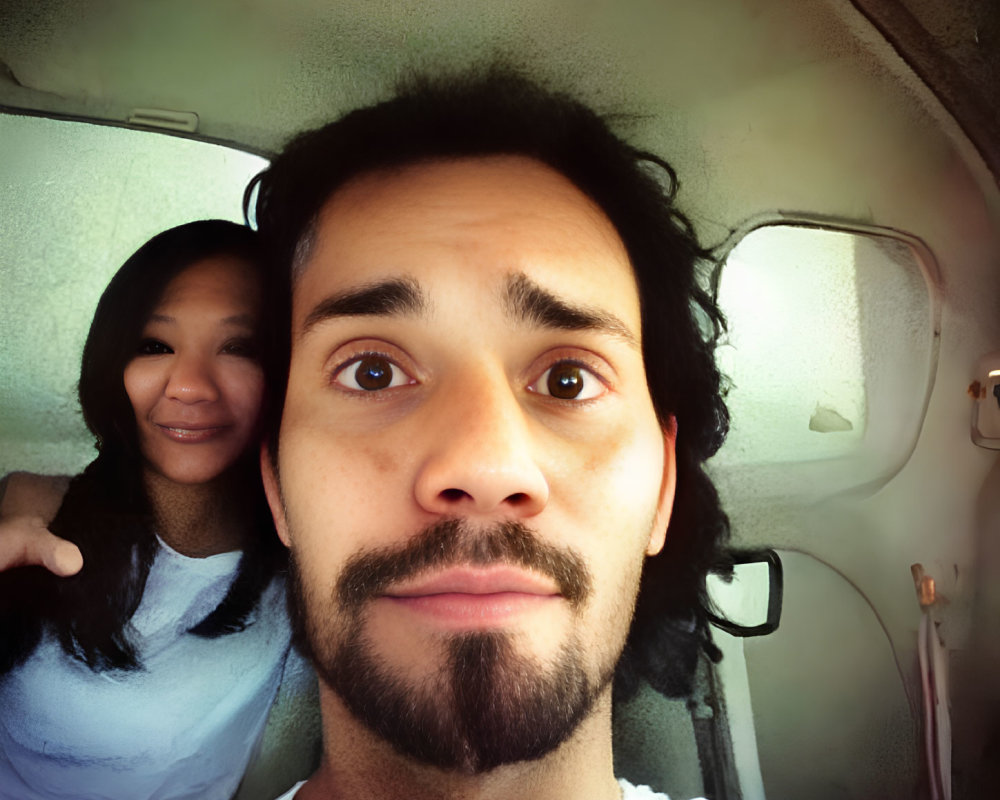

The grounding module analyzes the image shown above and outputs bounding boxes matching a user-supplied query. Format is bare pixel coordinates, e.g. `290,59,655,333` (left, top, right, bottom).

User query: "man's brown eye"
354,356,393,390
547,364,584,399
334,352,413,392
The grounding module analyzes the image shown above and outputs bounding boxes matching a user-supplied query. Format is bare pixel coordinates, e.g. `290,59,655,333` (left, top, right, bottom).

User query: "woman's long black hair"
0,220,285,673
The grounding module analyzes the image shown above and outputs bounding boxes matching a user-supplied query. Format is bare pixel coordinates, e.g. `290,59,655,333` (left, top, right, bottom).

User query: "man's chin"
325,626,607,774
285,522,610,773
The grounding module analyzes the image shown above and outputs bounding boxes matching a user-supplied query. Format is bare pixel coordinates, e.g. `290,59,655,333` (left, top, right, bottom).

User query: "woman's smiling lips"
381,566,562,629
153,422,233,443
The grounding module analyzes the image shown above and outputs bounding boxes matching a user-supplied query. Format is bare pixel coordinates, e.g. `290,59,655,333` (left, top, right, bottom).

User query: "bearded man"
252,68,730,800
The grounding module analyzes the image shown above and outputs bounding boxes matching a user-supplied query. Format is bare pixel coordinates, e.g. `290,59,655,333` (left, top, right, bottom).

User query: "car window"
713,222,939,495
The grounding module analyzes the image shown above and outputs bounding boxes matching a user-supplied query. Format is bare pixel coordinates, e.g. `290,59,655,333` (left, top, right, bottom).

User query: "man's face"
263,155,675,772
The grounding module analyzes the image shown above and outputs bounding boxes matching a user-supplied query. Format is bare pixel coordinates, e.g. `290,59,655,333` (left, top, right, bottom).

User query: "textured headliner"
1,0,995,241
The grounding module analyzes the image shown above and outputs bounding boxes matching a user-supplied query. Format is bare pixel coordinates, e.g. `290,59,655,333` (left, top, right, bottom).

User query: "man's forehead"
289,155,641,332
293,156,626,269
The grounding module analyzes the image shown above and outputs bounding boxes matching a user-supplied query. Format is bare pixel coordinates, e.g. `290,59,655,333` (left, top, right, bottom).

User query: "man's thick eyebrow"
301,278,426,335
502,273,638,347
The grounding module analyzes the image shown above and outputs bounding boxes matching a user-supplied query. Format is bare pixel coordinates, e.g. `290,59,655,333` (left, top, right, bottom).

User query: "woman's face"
123,255,265,486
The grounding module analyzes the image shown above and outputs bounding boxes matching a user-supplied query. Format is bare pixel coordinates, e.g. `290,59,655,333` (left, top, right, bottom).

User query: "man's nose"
164,353,220,403
413,370,549,518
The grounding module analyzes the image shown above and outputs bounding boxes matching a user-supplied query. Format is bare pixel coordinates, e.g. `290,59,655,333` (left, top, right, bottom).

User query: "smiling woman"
0,113,269,477
0,221,293,800
124,256,266,492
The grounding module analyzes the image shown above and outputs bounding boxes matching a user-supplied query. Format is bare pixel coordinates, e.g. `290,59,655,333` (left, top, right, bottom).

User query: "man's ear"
646,416,677,557
260,443,292,548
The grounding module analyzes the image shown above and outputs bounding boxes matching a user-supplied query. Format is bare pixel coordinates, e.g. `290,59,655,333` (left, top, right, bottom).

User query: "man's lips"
380,566,562,628
385,565,561,598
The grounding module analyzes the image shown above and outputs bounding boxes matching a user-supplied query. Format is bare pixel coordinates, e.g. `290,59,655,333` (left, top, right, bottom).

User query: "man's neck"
296,684,622,800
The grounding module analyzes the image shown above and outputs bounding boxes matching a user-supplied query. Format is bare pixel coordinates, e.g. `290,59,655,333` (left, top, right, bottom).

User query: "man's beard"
287,518,620,774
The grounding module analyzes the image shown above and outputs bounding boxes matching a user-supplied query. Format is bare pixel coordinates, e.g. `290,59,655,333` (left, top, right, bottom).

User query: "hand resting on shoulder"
0,472,81,576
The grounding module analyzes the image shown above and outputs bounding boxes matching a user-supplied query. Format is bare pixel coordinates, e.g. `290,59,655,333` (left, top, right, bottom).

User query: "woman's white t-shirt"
0,538,291,799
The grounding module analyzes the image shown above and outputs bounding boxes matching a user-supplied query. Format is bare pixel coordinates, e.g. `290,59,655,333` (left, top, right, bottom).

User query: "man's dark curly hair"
247,66,730,701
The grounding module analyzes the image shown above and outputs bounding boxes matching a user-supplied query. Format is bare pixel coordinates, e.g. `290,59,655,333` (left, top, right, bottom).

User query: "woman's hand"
0,514,82,576
0,472,79,576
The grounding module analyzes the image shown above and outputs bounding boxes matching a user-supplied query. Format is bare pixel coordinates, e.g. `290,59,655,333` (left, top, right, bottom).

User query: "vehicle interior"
1,1,998,798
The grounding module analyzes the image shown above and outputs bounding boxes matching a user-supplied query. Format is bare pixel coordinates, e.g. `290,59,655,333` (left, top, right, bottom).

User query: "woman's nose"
164,353,220,403
412,371,549,519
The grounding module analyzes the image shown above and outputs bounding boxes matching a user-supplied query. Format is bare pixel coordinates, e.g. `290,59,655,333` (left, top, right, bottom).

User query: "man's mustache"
335,518,592,611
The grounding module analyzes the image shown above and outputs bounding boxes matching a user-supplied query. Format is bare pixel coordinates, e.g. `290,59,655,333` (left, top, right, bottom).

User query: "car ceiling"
1,0,996,247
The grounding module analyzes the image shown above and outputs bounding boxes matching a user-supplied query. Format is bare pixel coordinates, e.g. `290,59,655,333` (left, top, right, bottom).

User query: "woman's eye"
334,355,413,392
136,338,171,355
222,337,258,358
531,362,605,401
